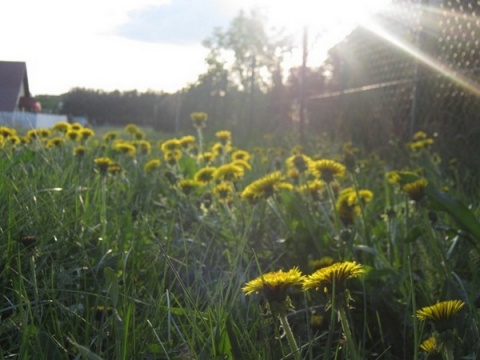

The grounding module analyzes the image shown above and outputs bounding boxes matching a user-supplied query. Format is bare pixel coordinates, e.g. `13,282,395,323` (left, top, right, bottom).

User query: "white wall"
0,112,68,129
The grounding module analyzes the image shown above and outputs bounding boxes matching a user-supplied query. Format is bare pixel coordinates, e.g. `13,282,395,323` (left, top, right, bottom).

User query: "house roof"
0,61,30,112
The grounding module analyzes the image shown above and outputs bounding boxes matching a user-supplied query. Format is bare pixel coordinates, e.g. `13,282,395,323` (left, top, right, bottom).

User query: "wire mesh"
307,0,480,171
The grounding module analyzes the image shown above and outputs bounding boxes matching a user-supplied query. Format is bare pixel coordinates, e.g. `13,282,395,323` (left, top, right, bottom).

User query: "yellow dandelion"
94,157,115,174
177,179,200,195
286,154,312,173
46,137,64,148
70,122,83,131
232,149,251,162
213,182,234,200
66,129,81,141
213,163,244,182
160,139,182,153
113,142,136,156
215,130,231,145
309,159,346,183
416,300,465,331
108,163,122,175
190,112,208,129
211,142,225,156
52,121,71,133
133,140,152,155
179,135,196,149
231,159,251,170
336,187,374,225
124,123,140,134
242,267,305,304
194,167,217,185
402,178,428,202
164,149,182,165
0,126,17,138
198,151,215,164
74,146,87,157
298,179,326,200
413,131,428,140
419,337,440,354
79,128,95,142
241,171,293,201
143,159,162,173
303,261,365,294
103,131,119,142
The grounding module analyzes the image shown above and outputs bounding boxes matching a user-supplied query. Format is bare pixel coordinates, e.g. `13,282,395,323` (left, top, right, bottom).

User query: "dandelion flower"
232,149,251,162
66,129,81,141
143,159,161,173
416,300,465,331
46,137,65,148
402,178,428,202
286,154,312,173
94,157,115,174
164,150,182,166
215,130,232,145
134,140,152,155
213,163,244,182
103,131,119,142
241,171,293,201
242,267,305,303
52,121,71,133
309,159,346,183
336,187,374,225
177,179,200,195
74,146,87,157
190,112,208,129
124,123,140,134
80,128,95,142
231,159,251,170
179,135,196,149
113,142,136,156
213,182,234,200
194,167,217,185
303,261,365,294
419,337,440,354
198,151,215,164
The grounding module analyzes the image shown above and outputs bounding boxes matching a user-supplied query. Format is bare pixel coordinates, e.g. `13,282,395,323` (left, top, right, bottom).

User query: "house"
0,61,67,128
0,61,40,113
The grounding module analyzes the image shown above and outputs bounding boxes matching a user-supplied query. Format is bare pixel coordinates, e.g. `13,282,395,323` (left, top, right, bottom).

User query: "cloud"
116,0,233,44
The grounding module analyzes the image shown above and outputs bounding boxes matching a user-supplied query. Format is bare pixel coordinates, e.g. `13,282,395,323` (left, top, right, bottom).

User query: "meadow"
0,114,479,359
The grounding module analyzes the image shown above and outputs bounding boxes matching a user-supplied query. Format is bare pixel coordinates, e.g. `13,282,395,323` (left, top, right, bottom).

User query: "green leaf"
104,267,119,308
425,186,480,240
404,226,425,243
69,338,105,360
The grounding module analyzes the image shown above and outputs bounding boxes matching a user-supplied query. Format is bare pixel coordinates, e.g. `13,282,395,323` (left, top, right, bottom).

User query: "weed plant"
0,121,479,359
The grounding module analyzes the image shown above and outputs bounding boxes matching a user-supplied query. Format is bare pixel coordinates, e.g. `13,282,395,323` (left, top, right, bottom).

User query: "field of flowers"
0,113,479,359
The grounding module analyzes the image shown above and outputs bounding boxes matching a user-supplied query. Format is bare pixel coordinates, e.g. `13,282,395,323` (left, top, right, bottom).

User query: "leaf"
425,187,480,240
68,338,105,360
404,226,425,243
104,267,119,308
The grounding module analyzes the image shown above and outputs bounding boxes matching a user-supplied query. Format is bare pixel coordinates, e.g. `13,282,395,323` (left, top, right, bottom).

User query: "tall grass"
0,123,478,359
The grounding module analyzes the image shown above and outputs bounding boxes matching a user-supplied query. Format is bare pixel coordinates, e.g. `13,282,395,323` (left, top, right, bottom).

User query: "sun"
238,0,392,63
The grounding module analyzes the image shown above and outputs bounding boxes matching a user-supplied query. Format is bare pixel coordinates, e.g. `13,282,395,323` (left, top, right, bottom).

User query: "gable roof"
0,61,30,112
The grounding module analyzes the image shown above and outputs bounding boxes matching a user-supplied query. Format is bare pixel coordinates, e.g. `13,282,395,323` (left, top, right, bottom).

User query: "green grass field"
0,119,479,359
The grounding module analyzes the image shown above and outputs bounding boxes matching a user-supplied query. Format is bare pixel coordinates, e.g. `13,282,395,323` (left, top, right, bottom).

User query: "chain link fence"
307,0,480,177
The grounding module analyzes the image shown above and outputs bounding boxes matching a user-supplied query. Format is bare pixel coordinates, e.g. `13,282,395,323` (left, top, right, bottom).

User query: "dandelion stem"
337,304,360,360
326,182,341,232
278,311,301,360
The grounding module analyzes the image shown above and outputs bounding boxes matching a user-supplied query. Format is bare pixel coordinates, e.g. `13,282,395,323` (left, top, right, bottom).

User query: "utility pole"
299,26,308,144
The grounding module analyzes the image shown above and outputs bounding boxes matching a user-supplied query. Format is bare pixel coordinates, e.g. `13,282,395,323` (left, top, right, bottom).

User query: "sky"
1,0,390,96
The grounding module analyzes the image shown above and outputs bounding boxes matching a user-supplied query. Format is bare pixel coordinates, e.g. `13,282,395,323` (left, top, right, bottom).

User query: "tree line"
38,10,328,136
